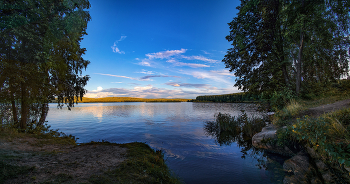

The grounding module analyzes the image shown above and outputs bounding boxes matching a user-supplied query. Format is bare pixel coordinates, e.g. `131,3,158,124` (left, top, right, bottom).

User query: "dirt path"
1,137,127,183
301,99,350,117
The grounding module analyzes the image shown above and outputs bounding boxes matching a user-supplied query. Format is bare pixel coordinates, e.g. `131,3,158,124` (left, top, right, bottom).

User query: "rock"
310,177,322,184
315,159,327,171
283,175,308,184
306,146,320,159
321,171,332,183
252,124,294,156
283,151,312,183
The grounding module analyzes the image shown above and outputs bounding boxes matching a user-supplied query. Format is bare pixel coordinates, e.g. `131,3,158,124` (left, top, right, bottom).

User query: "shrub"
269,87,296,111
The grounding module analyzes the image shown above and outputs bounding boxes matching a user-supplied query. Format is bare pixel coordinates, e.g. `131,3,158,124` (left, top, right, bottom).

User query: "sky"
81,0,241,99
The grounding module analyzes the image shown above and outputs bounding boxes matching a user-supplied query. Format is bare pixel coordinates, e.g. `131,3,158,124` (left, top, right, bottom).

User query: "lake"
46,102,285,184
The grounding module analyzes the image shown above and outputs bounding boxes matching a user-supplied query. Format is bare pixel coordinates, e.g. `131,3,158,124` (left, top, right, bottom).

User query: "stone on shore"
252,124,294,156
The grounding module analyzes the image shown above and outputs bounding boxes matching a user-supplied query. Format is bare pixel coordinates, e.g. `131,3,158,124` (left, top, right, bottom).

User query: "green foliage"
0,0,91,129
276,108,350,168
223,0,350,97
269,88,296,111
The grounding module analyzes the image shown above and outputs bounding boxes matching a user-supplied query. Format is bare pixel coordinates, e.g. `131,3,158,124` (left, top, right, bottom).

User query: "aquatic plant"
204,111,266,146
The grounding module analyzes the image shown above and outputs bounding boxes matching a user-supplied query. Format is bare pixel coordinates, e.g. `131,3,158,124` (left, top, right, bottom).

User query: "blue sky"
81,0,241,99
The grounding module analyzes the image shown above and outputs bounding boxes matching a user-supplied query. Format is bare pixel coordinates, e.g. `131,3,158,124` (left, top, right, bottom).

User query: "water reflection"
47,102,287,183
203,112,287,183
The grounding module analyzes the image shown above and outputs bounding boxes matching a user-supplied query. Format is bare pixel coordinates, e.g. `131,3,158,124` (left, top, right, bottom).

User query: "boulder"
283,151,314,183
252,124,294,156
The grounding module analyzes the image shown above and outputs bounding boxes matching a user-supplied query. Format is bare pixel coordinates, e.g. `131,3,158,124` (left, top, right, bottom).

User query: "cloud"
181,55,218,63
166,59,210,68
210,70,235,76
95,73,138,80
118,36,127,42
85,85,241,99
140,75,181,80
202,50,210,55
137,69,154,75
111,82,122,83
138,59,151,66
178,70,235,84
95,73,181,81
172,62,210,68
146,48,187,59
97,86,103,91
111,36,127,54
165,82,212,89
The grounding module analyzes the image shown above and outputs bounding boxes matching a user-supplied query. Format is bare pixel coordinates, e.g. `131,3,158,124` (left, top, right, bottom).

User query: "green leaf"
339,159,345,164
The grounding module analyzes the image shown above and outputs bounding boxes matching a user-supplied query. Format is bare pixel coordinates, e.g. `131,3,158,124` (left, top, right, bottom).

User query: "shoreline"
0,129,181,184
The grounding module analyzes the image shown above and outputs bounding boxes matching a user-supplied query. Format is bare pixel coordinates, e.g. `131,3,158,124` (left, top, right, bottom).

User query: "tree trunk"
20,82,28,130
11,95,18,126
296,30,304,95
296,0,305,95
38,103,48,126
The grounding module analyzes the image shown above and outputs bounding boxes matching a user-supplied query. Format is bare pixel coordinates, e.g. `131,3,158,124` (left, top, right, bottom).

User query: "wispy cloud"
166,59,210,68
181,55,218,63
165,82,212,89
178,70,235,84
137,69,154,75
111,82,123,83
95,73,137,80
146,48,187,59
202,50,210,55
137,48,217,68
111,36,127,54
95,73,180,81
140,75,181,80
173,62,210,68
210,70,235,76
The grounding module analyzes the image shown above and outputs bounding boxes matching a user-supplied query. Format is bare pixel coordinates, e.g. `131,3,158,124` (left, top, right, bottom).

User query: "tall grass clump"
204,112,266,146
273,100,304,127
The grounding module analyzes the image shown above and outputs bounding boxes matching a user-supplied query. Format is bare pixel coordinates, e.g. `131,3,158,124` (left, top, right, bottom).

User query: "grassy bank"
0,125,181,184
270,95,350,182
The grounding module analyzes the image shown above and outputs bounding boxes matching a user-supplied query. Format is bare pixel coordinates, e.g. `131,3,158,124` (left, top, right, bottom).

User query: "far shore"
52,97,192,103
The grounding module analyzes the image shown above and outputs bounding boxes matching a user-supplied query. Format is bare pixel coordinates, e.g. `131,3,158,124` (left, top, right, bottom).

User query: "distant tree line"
194,93,259,103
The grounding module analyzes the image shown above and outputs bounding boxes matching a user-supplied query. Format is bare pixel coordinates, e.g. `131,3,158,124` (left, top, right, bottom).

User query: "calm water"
46,102,285,184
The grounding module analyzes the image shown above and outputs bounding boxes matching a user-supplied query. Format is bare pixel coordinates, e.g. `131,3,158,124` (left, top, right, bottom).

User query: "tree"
223,0,350,97
0,0,91,129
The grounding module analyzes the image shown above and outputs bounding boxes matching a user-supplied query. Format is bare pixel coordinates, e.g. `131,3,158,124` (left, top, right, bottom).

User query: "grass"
84,141,182,184
272,100,305,127
0,160,35,184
